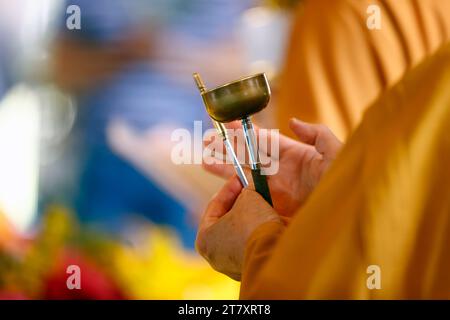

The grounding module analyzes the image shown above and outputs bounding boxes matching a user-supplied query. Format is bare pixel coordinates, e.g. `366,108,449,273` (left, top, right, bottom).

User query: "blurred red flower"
43,250,126,300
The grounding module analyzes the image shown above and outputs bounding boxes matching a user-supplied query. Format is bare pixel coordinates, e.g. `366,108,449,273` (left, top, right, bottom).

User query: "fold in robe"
241,43,450,299
277,0,450,140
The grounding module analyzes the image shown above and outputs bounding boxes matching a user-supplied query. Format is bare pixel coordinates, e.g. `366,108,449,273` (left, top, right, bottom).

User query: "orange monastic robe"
277,0,450,140
241,43,450,299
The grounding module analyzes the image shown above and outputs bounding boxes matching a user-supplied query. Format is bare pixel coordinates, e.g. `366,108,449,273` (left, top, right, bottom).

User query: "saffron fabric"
241,43,450,299
277,0,450,140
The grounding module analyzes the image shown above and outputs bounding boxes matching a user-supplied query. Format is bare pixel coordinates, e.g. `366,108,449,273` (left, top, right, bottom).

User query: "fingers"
231,121,296,157
237,188,273,212
233,188,282,225
202,161,236,179
223,120,243,131
289,118,323,145
203,160,254,189
204,121,296,163
289,118,342,158
200,175,243,229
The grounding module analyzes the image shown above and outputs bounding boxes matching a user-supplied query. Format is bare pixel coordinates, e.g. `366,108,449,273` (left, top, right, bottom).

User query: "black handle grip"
251,168,273,206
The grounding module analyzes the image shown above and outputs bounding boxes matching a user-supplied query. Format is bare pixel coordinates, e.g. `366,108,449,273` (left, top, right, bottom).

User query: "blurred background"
0,0,296,299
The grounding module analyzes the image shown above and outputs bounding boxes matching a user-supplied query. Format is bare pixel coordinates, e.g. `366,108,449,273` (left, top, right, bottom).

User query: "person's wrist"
244,217,284,249
241,220,286,281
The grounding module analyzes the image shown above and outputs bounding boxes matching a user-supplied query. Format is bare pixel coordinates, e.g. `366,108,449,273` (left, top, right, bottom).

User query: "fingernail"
289,118,301,126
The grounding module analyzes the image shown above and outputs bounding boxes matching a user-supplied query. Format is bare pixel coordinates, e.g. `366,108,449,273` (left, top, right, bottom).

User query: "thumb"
200,175,243,229
289,118,342,158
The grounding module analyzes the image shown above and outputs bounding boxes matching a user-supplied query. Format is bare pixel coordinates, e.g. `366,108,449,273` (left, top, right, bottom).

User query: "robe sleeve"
240,222,285,299
240,43,450,299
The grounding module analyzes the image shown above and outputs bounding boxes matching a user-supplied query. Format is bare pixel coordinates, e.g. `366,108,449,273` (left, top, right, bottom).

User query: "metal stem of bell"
214,121,248,187
193,72,249,187
242,117,260,171
223,138,249,187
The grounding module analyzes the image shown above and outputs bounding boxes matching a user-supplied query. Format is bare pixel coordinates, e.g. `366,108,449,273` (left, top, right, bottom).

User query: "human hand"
52,30,153,93
117,29,153,61
196,175,282,280
204,118,342,216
